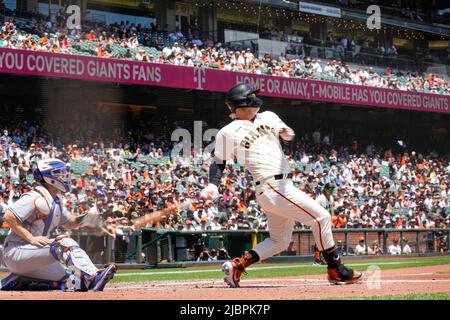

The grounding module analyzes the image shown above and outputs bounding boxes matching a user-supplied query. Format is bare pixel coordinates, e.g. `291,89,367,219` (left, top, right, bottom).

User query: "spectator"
388,238,402,255
1,130,11,159
183,219,196,231
168,27,183,42
209,216,222,231
402,238,412,254
209,249,218,261
191,35,203,47
135,49,149,62
217,248,230,261
371,241,383,255
228,217,238,230
197,249,213,261
315,182,335,214
198,217,209,231
336,240,346,256
354,236,374,255
331,209,347,228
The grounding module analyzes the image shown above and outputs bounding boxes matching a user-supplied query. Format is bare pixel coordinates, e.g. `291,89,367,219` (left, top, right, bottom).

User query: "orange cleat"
327,264,364,285
222,258,246,288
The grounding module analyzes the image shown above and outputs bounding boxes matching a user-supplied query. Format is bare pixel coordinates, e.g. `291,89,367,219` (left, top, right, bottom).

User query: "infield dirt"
1,263,449,300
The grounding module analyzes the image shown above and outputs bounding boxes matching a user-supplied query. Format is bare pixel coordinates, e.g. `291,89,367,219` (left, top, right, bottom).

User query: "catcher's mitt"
76,213,113,237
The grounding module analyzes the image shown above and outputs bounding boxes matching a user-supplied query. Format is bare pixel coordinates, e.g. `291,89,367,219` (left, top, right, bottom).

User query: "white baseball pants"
253,179,335,261
3,243,68,281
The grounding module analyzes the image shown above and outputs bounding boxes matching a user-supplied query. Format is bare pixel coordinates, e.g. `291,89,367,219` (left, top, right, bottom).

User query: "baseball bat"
132,200,193,230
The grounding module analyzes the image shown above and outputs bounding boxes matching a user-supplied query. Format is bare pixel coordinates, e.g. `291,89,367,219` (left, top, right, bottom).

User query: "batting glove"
279,127,295,141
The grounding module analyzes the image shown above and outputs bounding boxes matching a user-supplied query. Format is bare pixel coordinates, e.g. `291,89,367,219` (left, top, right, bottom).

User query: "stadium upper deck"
0,0,449,115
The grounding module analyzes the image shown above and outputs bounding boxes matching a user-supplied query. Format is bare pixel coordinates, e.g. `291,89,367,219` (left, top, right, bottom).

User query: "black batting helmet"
225,83,263,113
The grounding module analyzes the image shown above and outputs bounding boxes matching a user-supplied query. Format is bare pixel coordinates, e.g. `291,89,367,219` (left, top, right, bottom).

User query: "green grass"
328,292,450,300
110,256,450,283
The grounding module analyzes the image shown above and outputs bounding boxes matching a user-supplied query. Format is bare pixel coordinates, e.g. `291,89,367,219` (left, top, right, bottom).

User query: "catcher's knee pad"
50,237,98,291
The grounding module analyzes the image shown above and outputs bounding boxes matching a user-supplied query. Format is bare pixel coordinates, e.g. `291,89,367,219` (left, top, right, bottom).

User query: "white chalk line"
407,272,434,276
113,278,328,288
114,260,445,277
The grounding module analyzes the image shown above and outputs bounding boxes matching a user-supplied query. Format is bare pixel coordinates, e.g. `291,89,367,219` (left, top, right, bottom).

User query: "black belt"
255,173,292,186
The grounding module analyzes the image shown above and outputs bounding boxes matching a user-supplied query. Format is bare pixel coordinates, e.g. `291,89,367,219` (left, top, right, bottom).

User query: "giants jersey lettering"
214,111,291,182
240,125,276,149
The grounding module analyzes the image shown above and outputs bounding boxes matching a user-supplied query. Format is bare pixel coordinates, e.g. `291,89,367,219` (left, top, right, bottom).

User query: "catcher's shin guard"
50,237,98,291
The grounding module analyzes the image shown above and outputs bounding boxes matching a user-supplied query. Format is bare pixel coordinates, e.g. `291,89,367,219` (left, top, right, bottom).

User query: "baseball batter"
0,158,117,291
201,83,363,287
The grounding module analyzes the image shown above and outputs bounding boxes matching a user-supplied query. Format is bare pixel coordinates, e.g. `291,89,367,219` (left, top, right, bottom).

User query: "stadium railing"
284,43,448,77
133,227,450,266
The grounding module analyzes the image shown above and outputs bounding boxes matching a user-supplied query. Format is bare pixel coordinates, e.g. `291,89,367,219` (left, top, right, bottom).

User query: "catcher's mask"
33,158,71,193
225,83,263,113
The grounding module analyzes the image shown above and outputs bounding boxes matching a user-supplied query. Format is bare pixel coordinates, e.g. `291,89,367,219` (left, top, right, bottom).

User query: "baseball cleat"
89,263,118,291
0,273,61,291
0,273,21,291
327,264,364,285
222,258,246,288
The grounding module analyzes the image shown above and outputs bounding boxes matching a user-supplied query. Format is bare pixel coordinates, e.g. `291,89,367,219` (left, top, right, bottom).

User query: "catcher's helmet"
225,83,263,113
33,158,71,193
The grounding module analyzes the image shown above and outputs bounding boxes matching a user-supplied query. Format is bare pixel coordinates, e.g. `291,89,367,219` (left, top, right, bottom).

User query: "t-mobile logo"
194,66,206,90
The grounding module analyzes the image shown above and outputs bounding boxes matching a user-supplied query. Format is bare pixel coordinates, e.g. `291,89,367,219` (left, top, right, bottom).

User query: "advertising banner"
1,48,448,114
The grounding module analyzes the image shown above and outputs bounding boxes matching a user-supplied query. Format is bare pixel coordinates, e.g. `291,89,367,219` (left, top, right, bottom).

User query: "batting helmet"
225,83,263,113
33,158,71,193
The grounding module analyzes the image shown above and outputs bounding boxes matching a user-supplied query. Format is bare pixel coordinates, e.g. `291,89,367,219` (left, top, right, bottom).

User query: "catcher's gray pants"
3,242,68,281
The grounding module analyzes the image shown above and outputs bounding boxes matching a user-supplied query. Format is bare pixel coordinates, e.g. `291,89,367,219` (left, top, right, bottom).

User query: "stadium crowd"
1,14,449,96
0,118,449,237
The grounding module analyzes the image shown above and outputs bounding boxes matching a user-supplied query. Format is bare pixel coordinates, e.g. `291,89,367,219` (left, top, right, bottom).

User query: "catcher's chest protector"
33,186,63,236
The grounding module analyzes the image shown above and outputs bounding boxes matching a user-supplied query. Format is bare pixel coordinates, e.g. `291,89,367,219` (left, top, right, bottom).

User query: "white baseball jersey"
214,111,291,182
213,111,335,258
5,186,72,247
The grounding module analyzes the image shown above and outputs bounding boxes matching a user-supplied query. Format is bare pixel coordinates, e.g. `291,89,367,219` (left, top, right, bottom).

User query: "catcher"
0,158,117,291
